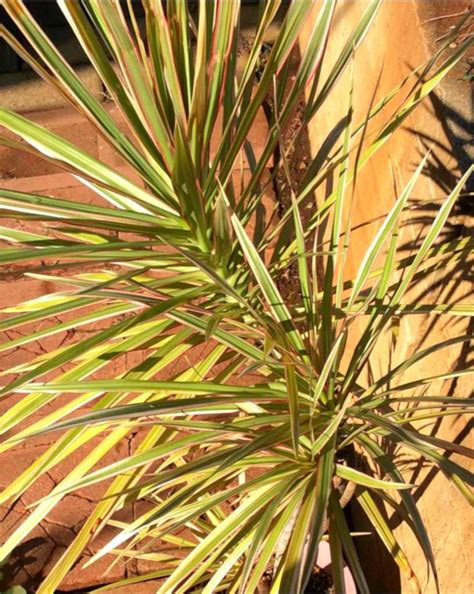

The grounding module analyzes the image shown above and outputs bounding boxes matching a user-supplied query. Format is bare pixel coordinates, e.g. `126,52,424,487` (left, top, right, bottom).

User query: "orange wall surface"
301,2,472,592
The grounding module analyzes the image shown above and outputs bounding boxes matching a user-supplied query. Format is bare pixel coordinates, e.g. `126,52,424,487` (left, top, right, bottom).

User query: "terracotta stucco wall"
301,2,472,593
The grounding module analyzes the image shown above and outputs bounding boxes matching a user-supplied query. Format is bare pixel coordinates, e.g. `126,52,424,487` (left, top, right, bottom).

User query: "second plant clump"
0,1,472,593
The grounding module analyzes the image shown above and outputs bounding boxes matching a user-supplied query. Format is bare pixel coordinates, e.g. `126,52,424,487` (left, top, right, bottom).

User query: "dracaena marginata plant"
0,1,472,593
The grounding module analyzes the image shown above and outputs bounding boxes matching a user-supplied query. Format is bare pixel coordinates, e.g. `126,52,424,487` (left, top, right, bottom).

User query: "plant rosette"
0,1,472,593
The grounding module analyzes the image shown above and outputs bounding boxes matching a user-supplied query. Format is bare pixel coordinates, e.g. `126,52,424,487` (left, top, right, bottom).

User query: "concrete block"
0,66,102,114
